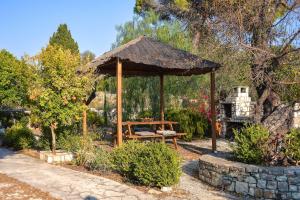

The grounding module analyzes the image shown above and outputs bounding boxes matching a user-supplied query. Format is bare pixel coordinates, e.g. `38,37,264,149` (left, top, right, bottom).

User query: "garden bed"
198,153,300,199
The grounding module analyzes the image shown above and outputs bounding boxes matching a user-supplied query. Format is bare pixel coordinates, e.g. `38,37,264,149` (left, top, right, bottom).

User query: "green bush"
165,108,209,141
232,124,269,164
85,148,113,172
285,128,300,162
112,141,181,187
87,110,105,128
3,123,36,150
57,131,82,153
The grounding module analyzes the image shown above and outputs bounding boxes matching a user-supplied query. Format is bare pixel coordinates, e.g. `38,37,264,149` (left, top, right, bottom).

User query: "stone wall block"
225,182,235,192
264,189,276,199
257,179,267,189
267,181,277,190
276,176,288,182
245,176,256,184
289,185,298,192
278,181,288,192
292,192,300,199
246,166,259,173
235,181,249,194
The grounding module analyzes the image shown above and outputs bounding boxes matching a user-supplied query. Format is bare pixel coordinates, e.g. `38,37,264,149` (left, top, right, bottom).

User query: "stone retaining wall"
198,154,300,199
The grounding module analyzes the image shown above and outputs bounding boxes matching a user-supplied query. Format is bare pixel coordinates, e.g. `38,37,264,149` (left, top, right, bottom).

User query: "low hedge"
111,141,182,187
232,124,269,164
3,123,36,150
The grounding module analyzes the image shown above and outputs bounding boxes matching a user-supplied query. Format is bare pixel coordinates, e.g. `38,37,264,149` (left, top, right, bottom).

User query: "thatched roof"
89,36,221,76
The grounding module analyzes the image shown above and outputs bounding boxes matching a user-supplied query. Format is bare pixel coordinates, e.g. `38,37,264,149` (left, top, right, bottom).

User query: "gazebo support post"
160,75,164,130
116,58,123,146
210,70,217,152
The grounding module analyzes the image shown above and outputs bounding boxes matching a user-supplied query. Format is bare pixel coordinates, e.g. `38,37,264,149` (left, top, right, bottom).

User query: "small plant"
3,123,36,150
284,128,300,163
85,148,113,172
232,124,269,165
112,141,182,187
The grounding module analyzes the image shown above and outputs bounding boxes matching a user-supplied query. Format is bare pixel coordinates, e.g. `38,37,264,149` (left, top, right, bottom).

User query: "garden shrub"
3,123,36,150
112,141,181,187
57,131,82,153
285,128,300,162
232,124,269,164
85,148,112,172
165,108,209,141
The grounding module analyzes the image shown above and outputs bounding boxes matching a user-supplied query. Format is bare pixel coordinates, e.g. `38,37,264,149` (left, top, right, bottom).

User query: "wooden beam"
116,58,123,146
210,70,217,152
160,75,165,130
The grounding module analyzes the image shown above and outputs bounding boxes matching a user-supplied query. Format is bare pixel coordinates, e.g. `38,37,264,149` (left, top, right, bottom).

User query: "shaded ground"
0,173,57,200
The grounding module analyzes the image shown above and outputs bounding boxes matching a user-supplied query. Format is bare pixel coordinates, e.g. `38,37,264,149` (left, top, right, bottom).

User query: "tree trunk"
82,108,87,136
50,124,56,154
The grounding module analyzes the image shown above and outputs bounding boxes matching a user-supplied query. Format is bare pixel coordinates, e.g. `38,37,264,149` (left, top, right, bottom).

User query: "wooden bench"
122,121,186,149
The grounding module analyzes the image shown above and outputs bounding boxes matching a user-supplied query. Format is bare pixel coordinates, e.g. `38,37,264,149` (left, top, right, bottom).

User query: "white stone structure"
221,86,254,120
292,103,300,128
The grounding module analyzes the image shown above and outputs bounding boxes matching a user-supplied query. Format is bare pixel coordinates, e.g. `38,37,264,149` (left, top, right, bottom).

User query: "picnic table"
122,121,186,149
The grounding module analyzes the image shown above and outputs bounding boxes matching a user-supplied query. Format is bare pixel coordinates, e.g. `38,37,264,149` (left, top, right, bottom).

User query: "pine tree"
49,24,79,55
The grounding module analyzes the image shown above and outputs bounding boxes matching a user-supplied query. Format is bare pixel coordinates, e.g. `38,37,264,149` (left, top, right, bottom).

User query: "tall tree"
135,0,300,135
49,24,79,55
0,50,32,108
30,45,88,153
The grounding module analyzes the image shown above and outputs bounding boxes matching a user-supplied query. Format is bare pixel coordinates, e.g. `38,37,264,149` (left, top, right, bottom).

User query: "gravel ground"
0,173,57,200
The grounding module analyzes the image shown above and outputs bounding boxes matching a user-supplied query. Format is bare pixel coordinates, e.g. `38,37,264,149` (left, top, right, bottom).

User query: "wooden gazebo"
88,36,221,152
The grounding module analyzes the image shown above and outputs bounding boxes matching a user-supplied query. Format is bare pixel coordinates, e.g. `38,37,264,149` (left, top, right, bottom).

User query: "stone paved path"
0,148,155,200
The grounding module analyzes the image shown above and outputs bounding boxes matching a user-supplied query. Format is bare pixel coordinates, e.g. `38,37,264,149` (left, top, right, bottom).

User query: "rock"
264,189,276,199
276,176,287,182
278,182,288,192
289,185,297,192
254,188,264,198
257,179,267,189
225,182,235,192
267,181,277,190
148,189,162,195
292,192,300,199
235,181,248,194
161,187,172,193
245,176,256,184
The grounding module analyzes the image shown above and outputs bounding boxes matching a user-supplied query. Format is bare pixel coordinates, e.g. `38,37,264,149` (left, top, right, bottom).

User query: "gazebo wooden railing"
85,36,221,152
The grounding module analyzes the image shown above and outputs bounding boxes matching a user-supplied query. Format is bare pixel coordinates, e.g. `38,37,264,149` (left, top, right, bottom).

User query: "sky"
0,0,136,58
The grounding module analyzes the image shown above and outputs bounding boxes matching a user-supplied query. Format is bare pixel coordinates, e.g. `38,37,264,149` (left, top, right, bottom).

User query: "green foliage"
165,109,209,141
85,148,113,172
31,45,87,127
0,50,32,107
87,110,105,128
232,124,269,164
49,24,79,55
3,123,36,150
57,133,95,166
57,131,82,153
285,129,300,162
112,141,181,187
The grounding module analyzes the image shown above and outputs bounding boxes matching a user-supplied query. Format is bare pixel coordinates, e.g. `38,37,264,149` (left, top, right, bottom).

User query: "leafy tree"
135,0,300,134
0,50,32,108
30,45,88,153
49,24,79,55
